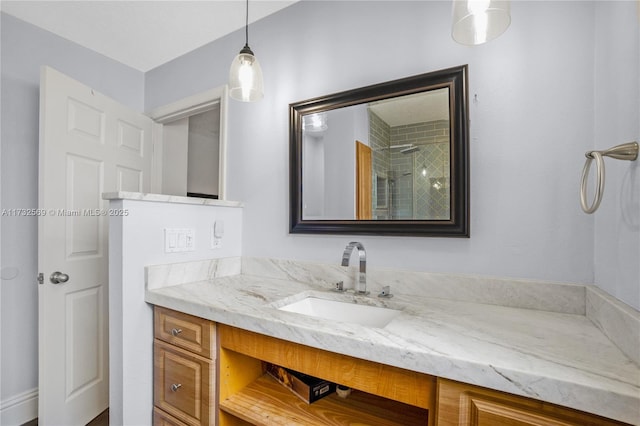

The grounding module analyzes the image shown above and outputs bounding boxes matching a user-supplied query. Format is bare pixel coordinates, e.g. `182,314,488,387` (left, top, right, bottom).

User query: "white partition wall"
107,195,242,426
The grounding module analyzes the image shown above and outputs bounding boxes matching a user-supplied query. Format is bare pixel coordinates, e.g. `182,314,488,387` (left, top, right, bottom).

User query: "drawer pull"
170,383,182,392
171,328,182,336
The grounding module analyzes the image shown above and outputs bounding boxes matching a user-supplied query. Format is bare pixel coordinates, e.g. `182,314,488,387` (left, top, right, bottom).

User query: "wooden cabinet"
154,306,217,426
152,306,628,426
217,324,437,426
436,378,629,426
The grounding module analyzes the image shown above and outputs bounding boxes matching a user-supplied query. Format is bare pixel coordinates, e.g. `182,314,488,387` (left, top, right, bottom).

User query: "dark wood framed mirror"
289,65,469,237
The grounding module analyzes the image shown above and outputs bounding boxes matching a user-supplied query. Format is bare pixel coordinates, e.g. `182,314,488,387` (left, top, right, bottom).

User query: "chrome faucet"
341,242,368,295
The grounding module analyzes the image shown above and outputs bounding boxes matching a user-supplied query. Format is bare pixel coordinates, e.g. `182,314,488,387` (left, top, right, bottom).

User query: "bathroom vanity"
153,306,630,426
146,258,640,426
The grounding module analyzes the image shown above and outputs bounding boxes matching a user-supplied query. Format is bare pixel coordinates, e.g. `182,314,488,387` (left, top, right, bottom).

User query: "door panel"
66,154,103,257
67,97,106,143
117,119,145,154
116,165,143,192
38,66,152,425
65,286,103,399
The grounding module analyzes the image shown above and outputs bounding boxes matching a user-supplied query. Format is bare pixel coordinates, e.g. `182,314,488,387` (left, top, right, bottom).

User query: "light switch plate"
165,228,195,253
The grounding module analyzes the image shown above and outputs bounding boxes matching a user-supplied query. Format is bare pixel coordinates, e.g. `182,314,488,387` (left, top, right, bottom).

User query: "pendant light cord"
238,0,253,55
244,0,249,47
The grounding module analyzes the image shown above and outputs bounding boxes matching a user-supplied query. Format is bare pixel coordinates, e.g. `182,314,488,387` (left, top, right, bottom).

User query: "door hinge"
37,272,44,285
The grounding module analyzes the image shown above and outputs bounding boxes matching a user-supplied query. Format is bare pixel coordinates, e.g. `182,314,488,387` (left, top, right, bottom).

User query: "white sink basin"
278,296,402,328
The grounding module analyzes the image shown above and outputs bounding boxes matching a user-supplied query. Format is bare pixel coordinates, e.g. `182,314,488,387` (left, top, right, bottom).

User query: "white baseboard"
0,388,38,426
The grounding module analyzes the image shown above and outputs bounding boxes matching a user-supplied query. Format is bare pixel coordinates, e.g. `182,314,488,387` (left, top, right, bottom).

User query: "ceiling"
0,0,298,72
369,88,450,127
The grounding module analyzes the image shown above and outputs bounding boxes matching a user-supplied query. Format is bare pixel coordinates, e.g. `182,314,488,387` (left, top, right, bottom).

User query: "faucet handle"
378,285,393,298
334,281,345,292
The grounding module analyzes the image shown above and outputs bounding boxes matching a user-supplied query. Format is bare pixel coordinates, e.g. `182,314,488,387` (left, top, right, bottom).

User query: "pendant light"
451,0,511,46
229,0,264,102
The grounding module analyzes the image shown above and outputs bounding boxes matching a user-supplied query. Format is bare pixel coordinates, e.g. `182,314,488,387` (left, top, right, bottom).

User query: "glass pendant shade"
452,0,511,46
229,45,264,102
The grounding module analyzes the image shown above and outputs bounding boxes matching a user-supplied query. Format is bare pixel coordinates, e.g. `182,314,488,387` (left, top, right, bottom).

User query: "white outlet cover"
210,225,221,249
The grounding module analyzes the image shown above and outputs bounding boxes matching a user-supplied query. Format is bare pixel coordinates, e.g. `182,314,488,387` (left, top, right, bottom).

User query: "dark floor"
21,409,109,426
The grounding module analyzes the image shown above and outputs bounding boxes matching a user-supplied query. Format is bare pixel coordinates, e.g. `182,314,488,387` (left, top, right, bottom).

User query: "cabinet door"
154,340,215,426
436,379,627,426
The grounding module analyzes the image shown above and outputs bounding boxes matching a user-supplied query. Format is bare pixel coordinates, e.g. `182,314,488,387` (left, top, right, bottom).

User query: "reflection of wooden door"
356,141,372,219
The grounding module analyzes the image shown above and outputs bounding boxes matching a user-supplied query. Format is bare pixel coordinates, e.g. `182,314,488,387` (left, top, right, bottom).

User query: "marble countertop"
145,261,640,425
103,191,243,207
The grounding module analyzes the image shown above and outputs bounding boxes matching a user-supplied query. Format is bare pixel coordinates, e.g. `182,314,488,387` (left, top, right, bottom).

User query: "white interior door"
38,66,152,425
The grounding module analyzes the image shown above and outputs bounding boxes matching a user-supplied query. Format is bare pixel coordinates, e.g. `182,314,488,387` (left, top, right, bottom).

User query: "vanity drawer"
154,306,216,359
154,340,215,426
153,407,190,426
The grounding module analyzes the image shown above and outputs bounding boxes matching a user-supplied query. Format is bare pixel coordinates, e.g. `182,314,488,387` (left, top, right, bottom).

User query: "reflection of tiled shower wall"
389,149,414,219
369,111,390,218
390,120,450,219
368,111,450,220
415,142,450,219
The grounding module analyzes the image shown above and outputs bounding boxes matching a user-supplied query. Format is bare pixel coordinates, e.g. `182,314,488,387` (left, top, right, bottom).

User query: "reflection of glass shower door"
388,170,413,219
388,179,394,219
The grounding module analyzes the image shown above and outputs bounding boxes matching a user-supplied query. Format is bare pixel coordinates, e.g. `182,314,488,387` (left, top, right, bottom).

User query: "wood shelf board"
220,374,429,426
219,411,254,426
219,347,264,401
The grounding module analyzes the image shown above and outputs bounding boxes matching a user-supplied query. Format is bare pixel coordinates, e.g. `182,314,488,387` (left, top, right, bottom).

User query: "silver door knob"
50,271,69,284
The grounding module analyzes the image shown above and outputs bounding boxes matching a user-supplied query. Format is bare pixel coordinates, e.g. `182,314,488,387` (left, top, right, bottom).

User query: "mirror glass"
290,65,468,236
303,88,450,221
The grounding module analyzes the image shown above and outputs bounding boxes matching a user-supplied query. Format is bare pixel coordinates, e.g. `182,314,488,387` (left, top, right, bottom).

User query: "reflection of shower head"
388,170,412,180
400,146,420,154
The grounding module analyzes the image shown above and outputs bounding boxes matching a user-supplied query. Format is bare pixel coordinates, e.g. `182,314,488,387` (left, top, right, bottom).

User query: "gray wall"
593,2,640,309
0,0,638,420
146,0,638,306
1,11,144,411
